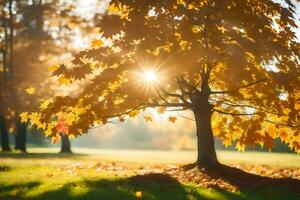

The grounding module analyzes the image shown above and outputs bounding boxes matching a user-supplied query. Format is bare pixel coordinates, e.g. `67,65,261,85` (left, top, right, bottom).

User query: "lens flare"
144,70,157,82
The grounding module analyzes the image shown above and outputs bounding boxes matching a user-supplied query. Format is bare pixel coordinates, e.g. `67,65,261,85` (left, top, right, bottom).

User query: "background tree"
0,0,55,152
1,0,106,152
0,0,14,151
24,0,300,167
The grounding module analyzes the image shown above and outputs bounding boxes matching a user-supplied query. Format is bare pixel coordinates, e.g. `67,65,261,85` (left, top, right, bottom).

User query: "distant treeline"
215,138,292,153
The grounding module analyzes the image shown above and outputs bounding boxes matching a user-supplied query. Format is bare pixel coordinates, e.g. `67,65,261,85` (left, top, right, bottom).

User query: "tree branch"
213,109,255,116
211,99,286,116
149,102,190,108
161,88,192,106
176,77,194,96
177,112,195,121
210,78,269,94
264,119,299,128
177,76,200,93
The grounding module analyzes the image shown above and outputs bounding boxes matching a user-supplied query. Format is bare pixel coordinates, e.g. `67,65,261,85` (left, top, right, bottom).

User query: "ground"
0,148,300,200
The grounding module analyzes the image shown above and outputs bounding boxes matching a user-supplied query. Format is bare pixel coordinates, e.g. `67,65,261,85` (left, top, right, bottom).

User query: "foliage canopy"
23,0,300,152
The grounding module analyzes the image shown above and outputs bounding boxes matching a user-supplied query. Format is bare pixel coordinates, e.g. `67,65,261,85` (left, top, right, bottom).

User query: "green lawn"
0,148,300,200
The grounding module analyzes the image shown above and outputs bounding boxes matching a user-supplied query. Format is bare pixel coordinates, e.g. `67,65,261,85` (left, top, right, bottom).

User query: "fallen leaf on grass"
135,191,142,199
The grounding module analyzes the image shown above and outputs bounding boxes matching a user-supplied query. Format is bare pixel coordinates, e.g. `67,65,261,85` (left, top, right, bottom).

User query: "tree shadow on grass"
209,164,300,191
183,163,300,199
0,182,41,199
2,174,189,200
0,165,10,171
1,173,299,200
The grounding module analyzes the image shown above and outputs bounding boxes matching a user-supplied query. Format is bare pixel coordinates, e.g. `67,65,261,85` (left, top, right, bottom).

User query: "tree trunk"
8,0,14,75
193,107,219,168
15,120,27,152
60,134,72,153
0,116,11,151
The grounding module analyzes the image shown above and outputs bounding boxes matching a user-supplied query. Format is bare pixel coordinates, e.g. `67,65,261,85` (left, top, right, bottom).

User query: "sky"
71,110,197,150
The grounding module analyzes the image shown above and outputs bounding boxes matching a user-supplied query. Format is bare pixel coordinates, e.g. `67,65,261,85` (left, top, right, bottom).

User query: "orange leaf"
119,117,125,122
91,39,104,48
144,115,152,122
279,128,289,141
157,107,165,114
168,116,177,123
51,136,61,144
56,120,69,135
58,75,70,85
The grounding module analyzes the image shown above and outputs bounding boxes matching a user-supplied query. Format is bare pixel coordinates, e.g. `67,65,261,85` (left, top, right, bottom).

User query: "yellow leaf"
45,127,53,137
135,191,142,199
65,113,76,125
40,99,50,110
129,110,139,118
191,26,200,33
188,4,195,9
69,134,75,139
25,87,35,95
179,40,188,51
266,124,277,138
168,116,177,123
91,39,104,48
29,112,40,125
48,65,59,72
45,123,56,137
177,0,184,5
19,112,29,123
217,26,226,33
36,121,46,130
108,2,120,13
222,138,232,147
236,142,245,152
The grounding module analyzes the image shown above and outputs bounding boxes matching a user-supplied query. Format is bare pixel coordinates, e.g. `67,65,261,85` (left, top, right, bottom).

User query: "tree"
0,0,50,152
1,0,105,152
0,0,14,151
24,0,300,167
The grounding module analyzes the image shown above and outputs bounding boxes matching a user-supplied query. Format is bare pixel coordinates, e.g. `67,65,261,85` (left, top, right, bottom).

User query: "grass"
0,148,300,200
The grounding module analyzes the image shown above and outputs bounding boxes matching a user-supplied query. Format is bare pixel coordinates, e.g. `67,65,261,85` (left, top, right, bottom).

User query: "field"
1,148,300,200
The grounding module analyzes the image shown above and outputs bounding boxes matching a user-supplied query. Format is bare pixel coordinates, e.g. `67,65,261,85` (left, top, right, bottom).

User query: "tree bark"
190,88,219,168
193,108,219,167
0,116,11,151
60,134,72,153
15,120,27,152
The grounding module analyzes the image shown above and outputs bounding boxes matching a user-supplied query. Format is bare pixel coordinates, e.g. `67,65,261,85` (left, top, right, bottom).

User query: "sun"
133,68,162,94
144,70,157,82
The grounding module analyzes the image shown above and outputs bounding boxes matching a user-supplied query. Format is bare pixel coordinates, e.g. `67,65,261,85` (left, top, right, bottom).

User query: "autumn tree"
24,0,300,167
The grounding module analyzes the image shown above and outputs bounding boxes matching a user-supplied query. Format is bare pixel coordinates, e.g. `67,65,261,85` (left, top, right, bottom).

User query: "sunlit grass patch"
1,149,300,200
